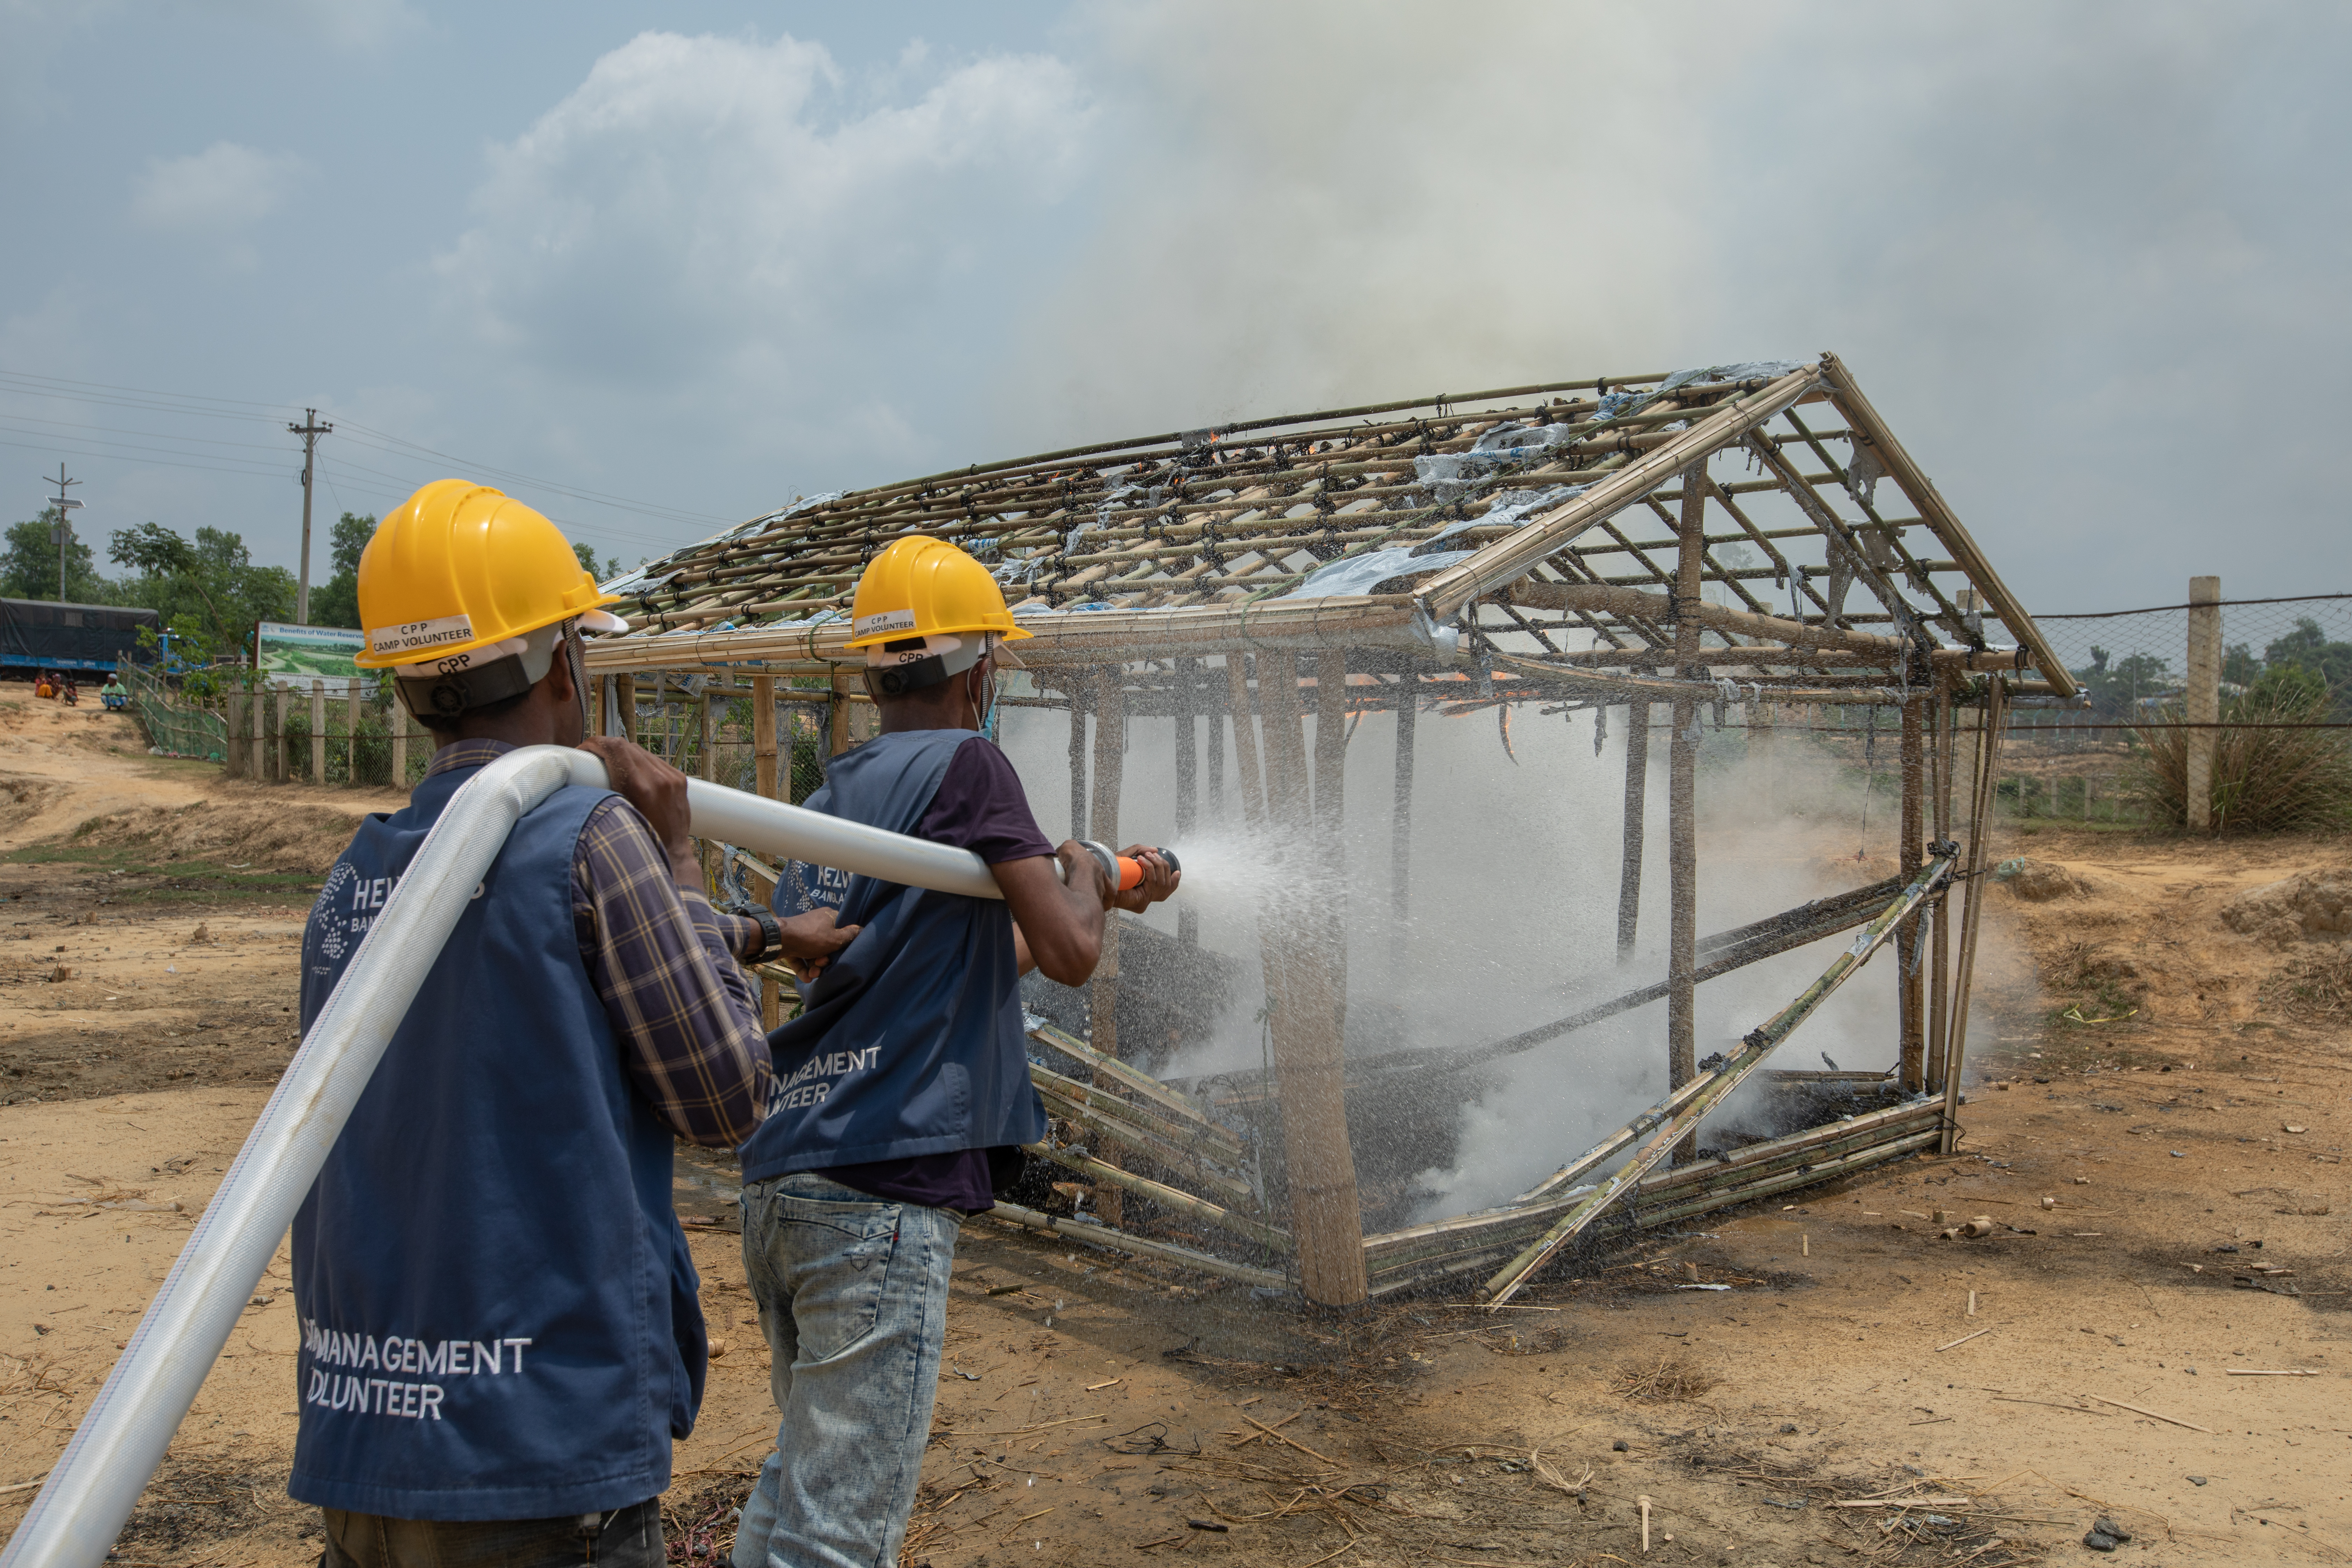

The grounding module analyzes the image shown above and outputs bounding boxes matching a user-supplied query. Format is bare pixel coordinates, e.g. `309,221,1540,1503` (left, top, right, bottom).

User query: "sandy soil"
2,693,2347,1566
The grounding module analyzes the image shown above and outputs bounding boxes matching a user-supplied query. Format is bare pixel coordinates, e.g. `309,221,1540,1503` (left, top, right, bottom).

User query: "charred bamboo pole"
1257,651,1367,1306
1616,698,1649,965
1030,1080,1258,1207
1481,852,1957,1306
987,1202,1287,1290
1941,679,2009,1152
1667,464,1704,1163
1027,1022,1234,1144
1024,1139,1291,1254
1370,1101,1944,1273
1898,690,1926,1090
1028,1060,1246,1168
1513,1073,1715,1206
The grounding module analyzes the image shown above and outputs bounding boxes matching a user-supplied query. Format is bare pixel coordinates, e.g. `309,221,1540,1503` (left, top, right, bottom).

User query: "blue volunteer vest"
740,728,1044,1184
288,760,705,1520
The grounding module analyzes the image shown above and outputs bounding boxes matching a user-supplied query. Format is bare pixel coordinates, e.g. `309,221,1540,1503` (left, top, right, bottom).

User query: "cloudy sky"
2,1,2343,612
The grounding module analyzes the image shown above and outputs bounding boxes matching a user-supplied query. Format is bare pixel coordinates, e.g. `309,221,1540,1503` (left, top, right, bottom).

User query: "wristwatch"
742,906,782,964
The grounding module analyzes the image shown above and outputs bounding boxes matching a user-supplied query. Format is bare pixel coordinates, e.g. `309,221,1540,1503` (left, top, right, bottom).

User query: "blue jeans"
732,1172,962,1568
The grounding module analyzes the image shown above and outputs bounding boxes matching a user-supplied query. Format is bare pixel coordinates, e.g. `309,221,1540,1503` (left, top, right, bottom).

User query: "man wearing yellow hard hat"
288,481,854,1565
731,536,1177,1568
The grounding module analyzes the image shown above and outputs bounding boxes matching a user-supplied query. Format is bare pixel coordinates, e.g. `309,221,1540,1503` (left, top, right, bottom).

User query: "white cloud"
433,28,1097,470
129,141,309,234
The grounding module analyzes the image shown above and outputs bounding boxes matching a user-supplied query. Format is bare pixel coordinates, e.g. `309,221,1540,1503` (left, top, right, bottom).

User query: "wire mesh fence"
2011,592,2352,831
119,666,225,761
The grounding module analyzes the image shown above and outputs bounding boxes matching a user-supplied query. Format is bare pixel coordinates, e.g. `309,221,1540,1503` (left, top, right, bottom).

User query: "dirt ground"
3,693,2349,1567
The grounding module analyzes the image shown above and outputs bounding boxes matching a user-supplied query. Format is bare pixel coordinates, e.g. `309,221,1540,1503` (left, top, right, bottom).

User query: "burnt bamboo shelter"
580,354,2071,1308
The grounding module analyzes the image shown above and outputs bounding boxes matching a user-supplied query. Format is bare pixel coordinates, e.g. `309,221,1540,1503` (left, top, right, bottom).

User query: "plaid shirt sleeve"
572,796,772,1148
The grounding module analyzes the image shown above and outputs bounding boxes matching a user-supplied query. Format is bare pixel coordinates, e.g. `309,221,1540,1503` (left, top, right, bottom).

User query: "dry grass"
2265,947,2352,1021
1612,1354,1718,1404
2134,680,2352,832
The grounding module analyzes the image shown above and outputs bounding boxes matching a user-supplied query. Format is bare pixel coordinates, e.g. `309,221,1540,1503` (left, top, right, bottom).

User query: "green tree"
1,507,112,602
573,540,623,582
307,511,377,630
2070,645,2175,720
108,523,295,664
2263,617,2352,715
2222,641,2262,689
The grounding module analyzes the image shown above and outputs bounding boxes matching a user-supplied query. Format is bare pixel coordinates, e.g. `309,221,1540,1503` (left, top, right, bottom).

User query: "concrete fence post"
2185,576,2220,831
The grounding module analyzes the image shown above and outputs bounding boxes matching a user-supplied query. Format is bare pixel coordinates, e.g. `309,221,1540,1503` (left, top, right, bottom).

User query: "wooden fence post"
273,686,289,783
346,682,362,787
390,695,407,791
1666,465,1703,1162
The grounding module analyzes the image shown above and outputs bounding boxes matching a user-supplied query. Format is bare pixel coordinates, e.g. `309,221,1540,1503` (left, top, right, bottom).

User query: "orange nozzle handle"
1114,847,1181,891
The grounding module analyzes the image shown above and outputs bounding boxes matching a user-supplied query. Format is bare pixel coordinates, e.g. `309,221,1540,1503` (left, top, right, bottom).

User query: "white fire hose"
0,744,1056,1568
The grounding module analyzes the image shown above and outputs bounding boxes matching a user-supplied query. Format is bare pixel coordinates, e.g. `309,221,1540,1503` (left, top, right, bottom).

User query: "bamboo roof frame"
582,352,2071,699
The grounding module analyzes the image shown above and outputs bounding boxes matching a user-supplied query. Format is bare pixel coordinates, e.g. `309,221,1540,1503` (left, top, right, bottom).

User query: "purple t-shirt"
820,734,1054,1214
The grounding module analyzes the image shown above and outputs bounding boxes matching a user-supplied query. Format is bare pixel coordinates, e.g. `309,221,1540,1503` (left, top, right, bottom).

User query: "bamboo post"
1067,681,1089,842
310,680,327,786
1314,649,1348,841
1174,657,1199,947
1391,672,1416,967
346,682,362,786
1225,656,1266,826
614,673,637,749
1257,651,1366,1306
1206,662,1225,819
1941,680,2009,1152
1898,691,1926,1091
1666,465,1703,1162
1926,679,1954,1093
1616,698,1649,965
1088,665,1126,1060
752,676,778,798
2185,575,2220,831
828,670,854,758
1087,665,1127,1226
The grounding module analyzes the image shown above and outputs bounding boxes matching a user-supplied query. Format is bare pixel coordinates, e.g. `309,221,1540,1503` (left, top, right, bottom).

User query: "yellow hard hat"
355,479,621,669
847,535,1030,649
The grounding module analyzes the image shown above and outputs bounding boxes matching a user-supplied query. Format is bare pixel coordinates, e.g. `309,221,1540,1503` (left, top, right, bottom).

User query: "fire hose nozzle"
1074,842,1181,892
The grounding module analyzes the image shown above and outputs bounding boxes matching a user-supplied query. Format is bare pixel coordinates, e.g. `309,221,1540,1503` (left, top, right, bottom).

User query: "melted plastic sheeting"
1281,485,1585,600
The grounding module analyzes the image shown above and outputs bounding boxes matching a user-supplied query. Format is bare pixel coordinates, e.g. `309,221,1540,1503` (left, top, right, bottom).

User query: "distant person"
293,479,856,1567
732,535,1177,1568
59,676,76,706
99,676,127,710
33,673,53,699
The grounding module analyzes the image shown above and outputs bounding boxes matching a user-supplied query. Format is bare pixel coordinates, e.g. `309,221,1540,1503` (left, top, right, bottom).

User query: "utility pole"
47,464,81,601
289,408,332,625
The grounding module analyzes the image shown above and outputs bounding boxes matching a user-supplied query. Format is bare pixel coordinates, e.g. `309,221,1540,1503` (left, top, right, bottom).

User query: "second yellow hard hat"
848,535,1030,649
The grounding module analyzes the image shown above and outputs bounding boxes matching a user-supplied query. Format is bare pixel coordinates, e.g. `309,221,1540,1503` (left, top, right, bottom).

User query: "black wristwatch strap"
745,906,782,964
